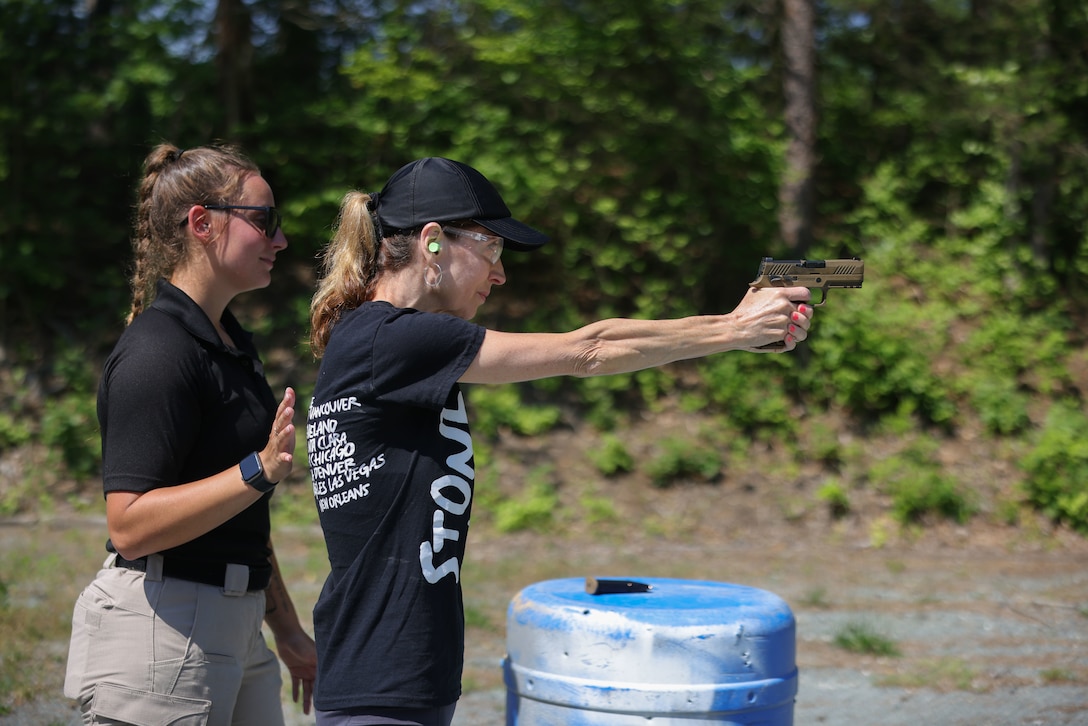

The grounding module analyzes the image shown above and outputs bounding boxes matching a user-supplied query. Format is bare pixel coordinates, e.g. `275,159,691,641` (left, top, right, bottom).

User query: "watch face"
240,453,262,482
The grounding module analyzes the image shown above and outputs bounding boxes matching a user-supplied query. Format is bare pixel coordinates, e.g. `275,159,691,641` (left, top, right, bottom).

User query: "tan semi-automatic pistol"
749,257,864,305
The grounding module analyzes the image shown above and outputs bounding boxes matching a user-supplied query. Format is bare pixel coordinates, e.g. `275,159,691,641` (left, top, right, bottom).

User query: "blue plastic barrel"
503,577,797,725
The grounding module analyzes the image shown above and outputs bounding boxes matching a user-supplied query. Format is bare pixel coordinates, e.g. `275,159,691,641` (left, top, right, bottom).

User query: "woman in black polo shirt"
305,157,814,726
64,143,316,726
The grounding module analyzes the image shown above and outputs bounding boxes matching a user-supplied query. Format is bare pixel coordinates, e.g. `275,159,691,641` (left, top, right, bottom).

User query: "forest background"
3,0,1086,532
1,0,1088,712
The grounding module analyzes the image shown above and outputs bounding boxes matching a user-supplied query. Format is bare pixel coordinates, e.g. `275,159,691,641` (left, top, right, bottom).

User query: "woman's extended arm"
461,286,813,385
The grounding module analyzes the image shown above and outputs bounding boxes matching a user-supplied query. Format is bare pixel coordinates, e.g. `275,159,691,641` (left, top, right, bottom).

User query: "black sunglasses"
203,205,282,238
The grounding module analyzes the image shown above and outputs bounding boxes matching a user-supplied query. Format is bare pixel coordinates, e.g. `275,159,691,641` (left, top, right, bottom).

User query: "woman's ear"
420,222,443,255
187,206,213,241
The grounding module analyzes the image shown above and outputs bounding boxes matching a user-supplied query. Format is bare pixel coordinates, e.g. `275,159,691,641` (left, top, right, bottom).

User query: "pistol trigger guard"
812,288,829,306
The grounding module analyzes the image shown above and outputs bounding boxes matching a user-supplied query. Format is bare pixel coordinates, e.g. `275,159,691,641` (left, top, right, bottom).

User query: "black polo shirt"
99,279,276,572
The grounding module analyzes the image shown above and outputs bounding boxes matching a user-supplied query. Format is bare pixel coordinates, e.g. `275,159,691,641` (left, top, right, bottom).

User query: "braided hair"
127,143,258,324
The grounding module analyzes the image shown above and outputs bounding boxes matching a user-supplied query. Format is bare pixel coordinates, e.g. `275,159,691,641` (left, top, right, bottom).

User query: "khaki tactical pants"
64,554,283,726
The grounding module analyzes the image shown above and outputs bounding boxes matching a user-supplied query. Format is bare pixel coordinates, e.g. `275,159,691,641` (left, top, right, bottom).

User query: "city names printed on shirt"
307,395,385,511
307,391,475,585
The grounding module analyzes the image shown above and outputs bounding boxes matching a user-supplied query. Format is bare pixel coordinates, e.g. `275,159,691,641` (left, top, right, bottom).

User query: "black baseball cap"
373,157,549,251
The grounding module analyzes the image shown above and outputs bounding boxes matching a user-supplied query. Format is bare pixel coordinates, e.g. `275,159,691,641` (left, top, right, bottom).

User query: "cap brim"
475,217,549,252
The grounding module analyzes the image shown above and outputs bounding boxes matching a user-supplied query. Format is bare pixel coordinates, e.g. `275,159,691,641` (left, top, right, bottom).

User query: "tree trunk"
778,0,816,255
215,0,254,135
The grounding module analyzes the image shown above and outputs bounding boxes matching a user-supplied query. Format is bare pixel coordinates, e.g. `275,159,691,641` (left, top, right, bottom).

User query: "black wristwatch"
239,452,276,493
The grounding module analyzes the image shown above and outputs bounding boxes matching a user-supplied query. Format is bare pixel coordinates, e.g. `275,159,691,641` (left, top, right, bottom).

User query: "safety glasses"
443,226,503,264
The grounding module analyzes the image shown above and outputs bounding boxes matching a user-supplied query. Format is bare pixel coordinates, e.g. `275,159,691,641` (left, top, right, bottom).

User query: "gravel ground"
446,549,1088,726
8,528,1085,726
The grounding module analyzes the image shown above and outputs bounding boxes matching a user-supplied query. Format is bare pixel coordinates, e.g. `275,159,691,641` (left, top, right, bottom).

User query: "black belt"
113,554,272,591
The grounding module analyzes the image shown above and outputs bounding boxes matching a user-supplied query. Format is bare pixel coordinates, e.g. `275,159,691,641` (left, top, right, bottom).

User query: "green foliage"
805,197,960,427
569,372,672,431
957,309,1069,437
695,354,798,437
644,435,722,489
40,394,99,481
805,303,957,428
0,412,32,451
270,484,320,529
833,621,901,657
868,439,976,526
889,470,975,526
966,377,1031,437
586,434,635,477
38,348,101,481
1040,667,1078,685
1020,403,1088,534
817,479,852,519
578,493,619,525
491,467,560,533
467,385,562,438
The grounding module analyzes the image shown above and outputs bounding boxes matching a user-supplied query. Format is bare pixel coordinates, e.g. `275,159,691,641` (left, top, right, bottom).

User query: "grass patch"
0,525,103,711
878,657,986,692
1040,667,1080,684
832,621,901,657
798,586,831,609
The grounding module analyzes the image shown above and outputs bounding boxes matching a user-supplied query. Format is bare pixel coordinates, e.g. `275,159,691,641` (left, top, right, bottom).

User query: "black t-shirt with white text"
308,302,486,711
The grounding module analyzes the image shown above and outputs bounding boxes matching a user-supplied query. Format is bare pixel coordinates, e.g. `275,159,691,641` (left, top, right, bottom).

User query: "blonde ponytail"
309,191,421,357
309,192,379,357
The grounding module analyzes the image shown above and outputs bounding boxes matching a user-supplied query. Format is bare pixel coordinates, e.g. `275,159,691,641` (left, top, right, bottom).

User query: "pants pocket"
64,584,109,700
89,681,210,726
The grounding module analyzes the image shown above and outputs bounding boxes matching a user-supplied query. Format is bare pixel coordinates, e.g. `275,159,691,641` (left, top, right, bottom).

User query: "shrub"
492,467,560,533
645,436,722,488
966,375,1031,436
801,295,957,428
41,393,99,481
468,385,562,438
1020,402,1088,534
888,469,975,525
868,439,976,525
39,347,101,482
696,353,797,437
586,434,634,477
817,479,852,519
